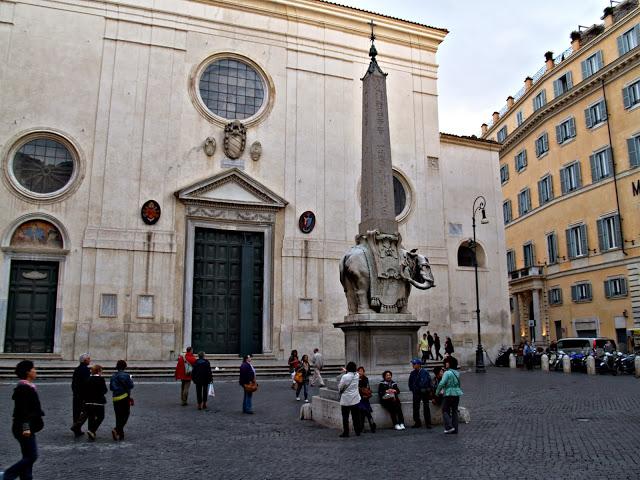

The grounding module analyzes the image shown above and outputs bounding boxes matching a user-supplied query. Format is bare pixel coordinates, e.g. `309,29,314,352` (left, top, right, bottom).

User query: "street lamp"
472,195,489,373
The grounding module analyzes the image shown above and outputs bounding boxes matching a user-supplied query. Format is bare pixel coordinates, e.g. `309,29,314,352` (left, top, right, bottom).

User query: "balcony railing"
509,265,544,281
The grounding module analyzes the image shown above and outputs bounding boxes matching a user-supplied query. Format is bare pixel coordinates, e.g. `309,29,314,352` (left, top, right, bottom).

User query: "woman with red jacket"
175,346,197,406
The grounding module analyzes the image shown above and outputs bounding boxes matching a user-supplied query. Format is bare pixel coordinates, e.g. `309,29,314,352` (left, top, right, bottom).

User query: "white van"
556,337,616,354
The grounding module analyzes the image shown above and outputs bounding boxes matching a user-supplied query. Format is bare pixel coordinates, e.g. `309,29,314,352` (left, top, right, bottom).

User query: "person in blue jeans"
436,356,463,434
239,355,256,414
2,360,44,480
295,355,312,402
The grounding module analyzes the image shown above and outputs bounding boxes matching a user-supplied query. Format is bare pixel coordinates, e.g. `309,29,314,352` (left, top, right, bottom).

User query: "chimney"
481,123,488,136
506,96,514,108
602,6,614,28
570,31,581,52
545,51,554,71
524,76,533,91
492,112,500,124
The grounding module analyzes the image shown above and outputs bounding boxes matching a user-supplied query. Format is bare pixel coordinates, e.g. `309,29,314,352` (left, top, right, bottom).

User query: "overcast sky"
337,0,607,136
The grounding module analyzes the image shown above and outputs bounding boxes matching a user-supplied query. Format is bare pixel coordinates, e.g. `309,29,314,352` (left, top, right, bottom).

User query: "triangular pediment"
175,168,288,210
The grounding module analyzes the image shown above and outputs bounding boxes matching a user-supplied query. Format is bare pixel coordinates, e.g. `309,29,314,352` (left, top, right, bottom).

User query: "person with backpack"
110,360,134,441
191,352,213,411
1,360,44,480
408,358,432,429
175,346,197,406
436,356,463,434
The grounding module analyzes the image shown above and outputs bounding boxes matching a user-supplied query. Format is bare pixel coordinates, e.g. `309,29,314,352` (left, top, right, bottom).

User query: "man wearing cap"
408,358,433,429
71,353,91,436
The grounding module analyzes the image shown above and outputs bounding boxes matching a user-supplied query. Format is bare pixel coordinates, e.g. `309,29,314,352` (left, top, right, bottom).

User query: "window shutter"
543,133,548,152
576,162,582,187
634,25,640,47
566,71,573,89
581,58,589,79
535,139,541,157
566,228,574,258
568,117,576,138
571,284,578,301
553,79,560,98
586,283,592,300
590,153,600,182
600,100,608,121
628,137,639,167
605,280,611,299
623,86,631,109
537,179,543,205
580,224,588,254
526,189,531,211
523,149,528,167
617,34,626,56
597,218,605,251
596,51,604,70
556,124,563,144
560,168,567,194
518,193,522,215
606,147,613,175
541,89,546,105
548,175,554,200
614,214,622,248
585,106,593,128
621,278,628,296
553,234,559,262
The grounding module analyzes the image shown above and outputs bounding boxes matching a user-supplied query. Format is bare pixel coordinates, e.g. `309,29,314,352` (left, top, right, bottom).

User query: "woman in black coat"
2,360,44,480
191,351,213,410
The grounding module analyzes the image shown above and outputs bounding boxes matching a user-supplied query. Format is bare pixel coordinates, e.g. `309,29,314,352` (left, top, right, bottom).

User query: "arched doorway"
2,218,66,353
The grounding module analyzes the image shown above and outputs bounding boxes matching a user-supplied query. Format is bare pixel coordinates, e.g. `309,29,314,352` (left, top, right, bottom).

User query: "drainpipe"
602,78,627,255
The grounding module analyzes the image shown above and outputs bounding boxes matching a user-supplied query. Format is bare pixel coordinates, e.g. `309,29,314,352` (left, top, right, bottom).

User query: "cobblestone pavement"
1,368,638,480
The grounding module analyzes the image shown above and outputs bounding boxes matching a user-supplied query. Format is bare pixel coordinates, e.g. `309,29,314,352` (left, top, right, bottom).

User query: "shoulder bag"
183,356,193,375
244,381,258,393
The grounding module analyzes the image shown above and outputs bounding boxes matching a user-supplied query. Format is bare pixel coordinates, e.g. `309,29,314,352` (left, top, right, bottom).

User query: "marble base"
333,313,428,375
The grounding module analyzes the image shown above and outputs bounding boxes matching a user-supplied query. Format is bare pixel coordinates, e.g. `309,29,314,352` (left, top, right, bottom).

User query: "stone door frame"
183,215,274,355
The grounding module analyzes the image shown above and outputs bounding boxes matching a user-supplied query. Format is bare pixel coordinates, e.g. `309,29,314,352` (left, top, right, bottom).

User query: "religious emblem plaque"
141,200,161,225
298,211,316,234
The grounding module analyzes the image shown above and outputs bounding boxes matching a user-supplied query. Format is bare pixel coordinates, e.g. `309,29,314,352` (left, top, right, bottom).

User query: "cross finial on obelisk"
359,19,395,235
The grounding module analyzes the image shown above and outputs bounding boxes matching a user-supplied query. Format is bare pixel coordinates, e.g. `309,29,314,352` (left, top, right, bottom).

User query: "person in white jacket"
337,361,362,438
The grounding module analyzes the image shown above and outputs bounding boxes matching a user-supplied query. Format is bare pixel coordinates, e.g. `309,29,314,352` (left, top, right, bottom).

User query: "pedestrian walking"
337,362,362,438
427,331,435,360
408,359,433,429
378,370,405,430
175,346,197,406
81,365,107,441
70,352,91,437
524,340,534,370
1,360,44,480
109,360,134,441
239,354,257,414
436,356,463,434
294,354,311,402
434,333,443,360
310,348,325,387
288,349,300,388
418,333,430,364
356,366,376,433
191,352,213,410
444,336,455,356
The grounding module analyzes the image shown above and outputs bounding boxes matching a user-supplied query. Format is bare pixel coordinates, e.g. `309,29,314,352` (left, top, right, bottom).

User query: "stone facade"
0,0,510,364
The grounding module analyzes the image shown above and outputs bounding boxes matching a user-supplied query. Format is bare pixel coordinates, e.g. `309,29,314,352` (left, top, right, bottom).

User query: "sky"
336,0,607,136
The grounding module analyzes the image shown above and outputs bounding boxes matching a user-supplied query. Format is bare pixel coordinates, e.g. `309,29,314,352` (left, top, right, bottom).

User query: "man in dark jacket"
191,352,213,410
2,360,44,479
434,333,443,360
427,331,435,359
408,359,432,429
71,353,91,437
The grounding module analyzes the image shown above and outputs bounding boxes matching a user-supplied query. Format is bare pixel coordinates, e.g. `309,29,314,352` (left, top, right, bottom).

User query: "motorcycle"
615,352,636,375
595,351,617,375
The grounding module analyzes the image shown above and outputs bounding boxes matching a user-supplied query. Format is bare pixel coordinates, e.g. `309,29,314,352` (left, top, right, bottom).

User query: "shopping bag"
208,383,215,397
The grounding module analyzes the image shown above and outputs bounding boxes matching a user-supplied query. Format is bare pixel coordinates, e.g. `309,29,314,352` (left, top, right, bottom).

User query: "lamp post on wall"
472,195,489,373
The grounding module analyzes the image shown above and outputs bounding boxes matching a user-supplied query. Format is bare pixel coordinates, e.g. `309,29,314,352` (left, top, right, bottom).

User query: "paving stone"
0,368,638,479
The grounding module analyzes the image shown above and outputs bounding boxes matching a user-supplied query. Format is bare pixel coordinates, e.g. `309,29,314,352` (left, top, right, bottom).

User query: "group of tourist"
287,348,326,402
174,347,215,410
337,356,463,438
1,355,134,480
418,331,455,363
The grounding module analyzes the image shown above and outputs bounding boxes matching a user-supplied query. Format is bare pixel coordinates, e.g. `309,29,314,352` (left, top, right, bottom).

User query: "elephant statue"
340,245,434,315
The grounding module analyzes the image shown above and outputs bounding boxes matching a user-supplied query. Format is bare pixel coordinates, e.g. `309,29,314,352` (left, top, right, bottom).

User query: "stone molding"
82,227,177,253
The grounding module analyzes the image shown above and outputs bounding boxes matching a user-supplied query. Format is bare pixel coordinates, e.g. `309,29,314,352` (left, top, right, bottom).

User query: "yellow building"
482,0,640,350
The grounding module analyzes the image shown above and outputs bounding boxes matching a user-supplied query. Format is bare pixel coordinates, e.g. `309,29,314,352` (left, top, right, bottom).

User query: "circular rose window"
198,58,266,121
9,136,76,198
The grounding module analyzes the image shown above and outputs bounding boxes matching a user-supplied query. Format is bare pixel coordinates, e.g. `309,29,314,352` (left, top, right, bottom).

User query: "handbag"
293,370,304,384
382,392,396,400
244,381,258,393
360,387,372,399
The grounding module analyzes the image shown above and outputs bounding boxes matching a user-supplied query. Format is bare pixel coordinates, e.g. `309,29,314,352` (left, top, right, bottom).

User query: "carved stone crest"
223,120,246,159
203,137,216,157
250,141,262,161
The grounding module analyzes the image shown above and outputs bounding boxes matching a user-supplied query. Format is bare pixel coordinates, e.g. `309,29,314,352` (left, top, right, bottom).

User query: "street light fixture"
472,195,488,373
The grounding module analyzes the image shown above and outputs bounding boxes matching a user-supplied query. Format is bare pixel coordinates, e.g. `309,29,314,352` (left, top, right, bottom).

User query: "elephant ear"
408,248,418,257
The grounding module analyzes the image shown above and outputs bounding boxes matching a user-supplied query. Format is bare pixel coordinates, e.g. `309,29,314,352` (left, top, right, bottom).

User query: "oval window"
12,138,74,195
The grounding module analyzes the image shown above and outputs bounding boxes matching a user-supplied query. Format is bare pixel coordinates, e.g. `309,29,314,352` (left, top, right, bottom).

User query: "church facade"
0,0,510,364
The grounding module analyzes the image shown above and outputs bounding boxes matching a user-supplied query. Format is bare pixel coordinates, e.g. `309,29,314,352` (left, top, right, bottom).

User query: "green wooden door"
192,228,263,355
5,260,58,353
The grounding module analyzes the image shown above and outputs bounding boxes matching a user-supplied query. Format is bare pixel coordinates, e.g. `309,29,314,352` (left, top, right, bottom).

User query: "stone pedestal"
334,313,427,374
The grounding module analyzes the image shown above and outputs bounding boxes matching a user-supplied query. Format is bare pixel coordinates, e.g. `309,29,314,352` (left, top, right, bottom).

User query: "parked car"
556,337,617,355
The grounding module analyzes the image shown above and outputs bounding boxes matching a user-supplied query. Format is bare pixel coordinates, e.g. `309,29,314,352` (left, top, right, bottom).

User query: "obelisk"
359,26,397,236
